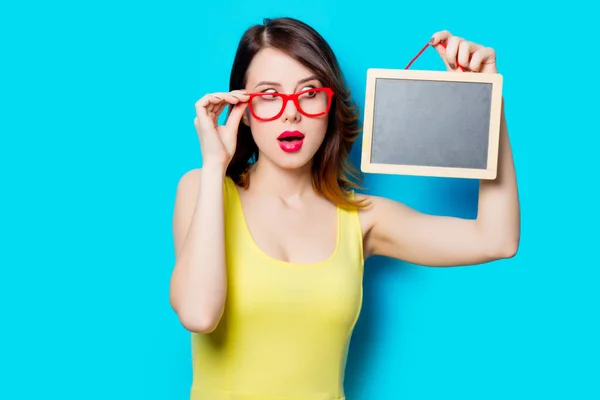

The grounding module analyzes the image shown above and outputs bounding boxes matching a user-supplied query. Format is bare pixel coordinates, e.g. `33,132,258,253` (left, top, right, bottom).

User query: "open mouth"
277,131,305,153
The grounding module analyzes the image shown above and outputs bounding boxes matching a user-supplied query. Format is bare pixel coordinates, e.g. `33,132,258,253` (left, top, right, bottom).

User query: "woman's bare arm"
170,165,227,333
363,102,520,266
170,90,248,333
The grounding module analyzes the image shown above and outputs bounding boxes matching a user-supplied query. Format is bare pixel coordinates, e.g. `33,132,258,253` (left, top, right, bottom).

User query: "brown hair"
226,17,367,209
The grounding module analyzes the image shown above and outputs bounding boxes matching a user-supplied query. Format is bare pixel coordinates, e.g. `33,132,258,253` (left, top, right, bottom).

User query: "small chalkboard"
361,68,503,179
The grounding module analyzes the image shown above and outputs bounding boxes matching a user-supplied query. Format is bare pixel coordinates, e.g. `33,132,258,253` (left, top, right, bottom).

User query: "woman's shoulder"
174,167,231,207
175,168,202,198
339,191,375,236
172,168,203,257
175,168,235,191
351,192,412,240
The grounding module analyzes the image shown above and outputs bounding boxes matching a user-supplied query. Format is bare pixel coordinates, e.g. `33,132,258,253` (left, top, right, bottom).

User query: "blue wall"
1,1,597,399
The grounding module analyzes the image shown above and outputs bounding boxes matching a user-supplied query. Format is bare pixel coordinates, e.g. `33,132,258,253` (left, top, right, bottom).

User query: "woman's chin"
276,155,313,171
270,149,315,171
255,140,321,171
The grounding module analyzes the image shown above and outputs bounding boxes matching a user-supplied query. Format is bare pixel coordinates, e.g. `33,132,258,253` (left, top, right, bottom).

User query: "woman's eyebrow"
297,75,319,85
254,80,280,88
253,75,320,89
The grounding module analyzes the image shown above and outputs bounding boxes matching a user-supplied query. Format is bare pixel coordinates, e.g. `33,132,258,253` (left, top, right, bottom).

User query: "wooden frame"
361,68,504,180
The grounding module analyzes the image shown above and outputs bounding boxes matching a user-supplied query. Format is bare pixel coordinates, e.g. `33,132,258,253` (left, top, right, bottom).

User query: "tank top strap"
223,176,243,225
223,175,233,208
336,190,365,266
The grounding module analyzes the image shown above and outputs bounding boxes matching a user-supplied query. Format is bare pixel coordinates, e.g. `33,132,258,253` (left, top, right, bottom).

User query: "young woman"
170,17,520,400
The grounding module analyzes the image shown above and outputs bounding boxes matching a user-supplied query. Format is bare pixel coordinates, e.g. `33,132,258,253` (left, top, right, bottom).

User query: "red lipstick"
277,130,305,153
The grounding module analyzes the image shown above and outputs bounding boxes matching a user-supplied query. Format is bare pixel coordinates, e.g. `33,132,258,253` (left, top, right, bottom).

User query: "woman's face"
243,48,330,171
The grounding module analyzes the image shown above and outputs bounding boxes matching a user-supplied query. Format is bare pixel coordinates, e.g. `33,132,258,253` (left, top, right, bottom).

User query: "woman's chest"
239,198,340,265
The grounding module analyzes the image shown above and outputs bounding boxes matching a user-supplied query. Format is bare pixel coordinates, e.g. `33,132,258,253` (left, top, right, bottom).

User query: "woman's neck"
247,157,315,202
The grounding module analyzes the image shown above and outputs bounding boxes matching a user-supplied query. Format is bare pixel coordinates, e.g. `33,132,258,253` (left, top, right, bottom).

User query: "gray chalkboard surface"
361,69,503,179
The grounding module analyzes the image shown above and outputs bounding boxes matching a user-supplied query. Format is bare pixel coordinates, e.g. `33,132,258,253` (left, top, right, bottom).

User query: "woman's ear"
241,108,250,126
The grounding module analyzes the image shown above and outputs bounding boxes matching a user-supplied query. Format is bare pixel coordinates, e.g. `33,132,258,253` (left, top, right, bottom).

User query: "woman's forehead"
246,48,319,89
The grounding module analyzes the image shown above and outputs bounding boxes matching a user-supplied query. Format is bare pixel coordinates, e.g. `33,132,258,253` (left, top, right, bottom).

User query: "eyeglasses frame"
246,87,334,121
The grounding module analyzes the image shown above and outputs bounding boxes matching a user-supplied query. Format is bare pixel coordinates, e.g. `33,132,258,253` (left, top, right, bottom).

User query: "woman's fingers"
206,91,250,114
194,90,251,136
469,47,496,72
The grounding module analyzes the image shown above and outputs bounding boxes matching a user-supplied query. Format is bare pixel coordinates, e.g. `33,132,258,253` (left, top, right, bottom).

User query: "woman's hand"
194,90,250,167
430,30,498,74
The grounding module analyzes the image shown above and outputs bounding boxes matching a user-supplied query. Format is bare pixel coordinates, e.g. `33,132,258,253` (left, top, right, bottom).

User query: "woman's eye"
300,86,317,97
261,88,278,99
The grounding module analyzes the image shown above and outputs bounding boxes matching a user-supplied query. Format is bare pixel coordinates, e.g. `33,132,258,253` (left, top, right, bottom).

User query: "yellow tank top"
189,176,364,400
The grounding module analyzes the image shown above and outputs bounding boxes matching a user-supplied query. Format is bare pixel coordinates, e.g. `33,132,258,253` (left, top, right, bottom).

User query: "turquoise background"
1,0,597,399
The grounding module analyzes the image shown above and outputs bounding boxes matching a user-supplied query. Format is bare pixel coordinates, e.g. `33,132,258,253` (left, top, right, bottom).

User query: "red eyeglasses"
247,87,334,121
